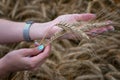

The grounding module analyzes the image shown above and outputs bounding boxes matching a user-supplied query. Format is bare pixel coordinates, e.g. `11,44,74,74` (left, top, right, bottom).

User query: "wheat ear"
56,22,89,40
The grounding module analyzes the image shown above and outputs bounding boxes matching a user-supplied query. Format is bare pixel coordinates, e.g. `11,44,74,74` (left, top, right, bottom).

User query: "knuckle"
28,62,37,70
20,49,27,52
32,48,37,53
43,52,49,59
5,50,16,57
21,49,33,53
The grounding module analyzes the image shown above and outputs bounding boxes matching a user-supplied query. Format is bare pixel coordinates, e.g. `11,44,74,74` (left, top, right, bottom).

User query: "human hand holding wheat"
29,13,114,41
0,45,51,77
32,13,114,46
36,13,113,40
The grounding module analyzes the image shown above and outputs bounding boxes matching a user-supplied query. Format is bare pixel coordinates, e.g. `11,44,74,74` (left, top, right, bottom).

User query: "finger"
86,26,114,36
20,45,45,57
31,44,51,64
73,13,96,21
32,57,48,71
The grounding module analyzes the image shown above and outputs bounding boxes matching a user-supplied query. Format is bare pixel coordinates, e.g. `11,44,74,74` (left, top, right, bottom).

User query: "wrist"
29,21,58,40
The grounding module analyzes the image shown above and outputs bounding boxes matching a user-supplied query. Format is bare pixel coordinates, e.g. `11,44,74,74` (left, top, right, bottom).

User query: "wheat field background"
0,0,120,80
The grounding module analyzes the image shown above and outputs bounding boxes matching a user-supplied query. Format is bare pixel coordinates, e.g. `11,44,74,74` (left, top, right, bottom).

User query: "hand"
0,45,51,76
51,13,114,38
30,13,114,40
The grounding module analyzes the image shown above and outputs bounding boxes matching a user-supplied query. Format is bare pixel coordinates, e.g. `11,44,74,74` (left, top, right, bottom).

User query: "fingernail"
38,45,44,51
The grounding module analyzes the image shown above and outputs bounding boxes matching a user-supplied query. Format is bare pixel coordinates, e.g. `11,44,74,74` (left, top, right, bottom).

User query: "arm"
0,19,55,44
0,13,113,44
0,13,97,44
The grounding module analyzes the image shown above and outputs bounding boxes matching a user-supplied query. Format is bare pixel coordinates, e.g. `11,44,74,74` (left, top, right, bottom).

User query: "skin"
0,13,114,77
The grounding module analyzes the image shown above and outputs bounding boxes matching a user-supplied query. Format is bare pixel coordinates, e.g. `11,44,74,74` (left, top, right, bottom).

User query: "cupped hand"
0,44,51,76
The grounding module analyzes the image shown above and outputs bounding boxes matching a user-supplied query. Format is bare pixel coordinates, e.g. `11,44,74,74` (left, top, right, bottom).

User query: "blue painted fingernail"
38,45,44,51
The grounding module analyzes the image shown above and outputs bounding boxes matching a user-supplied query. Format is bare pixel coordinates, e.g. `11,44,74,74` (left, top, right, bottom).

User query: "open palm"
51,13,114,38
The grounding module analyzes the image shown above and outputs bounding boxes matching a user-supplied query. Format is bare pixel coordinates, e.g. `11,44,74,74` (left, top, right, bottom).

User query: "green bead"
38,45,44,50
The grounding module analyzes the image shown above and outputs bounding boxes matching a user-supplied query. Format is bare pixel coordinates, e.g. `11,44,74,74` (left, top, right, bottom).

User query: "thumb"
31,44,51,63
20,45,45,57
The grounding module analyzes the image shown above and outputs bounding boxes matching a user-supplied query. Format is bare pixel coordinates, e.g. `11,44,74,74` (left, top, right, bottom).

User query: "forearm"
0,19,25,43
0,19,55,44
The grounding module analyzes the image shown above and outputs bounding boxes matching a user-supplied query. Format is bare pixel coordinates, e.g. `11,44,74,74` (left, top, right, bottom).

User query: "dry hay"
0,0,120,80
